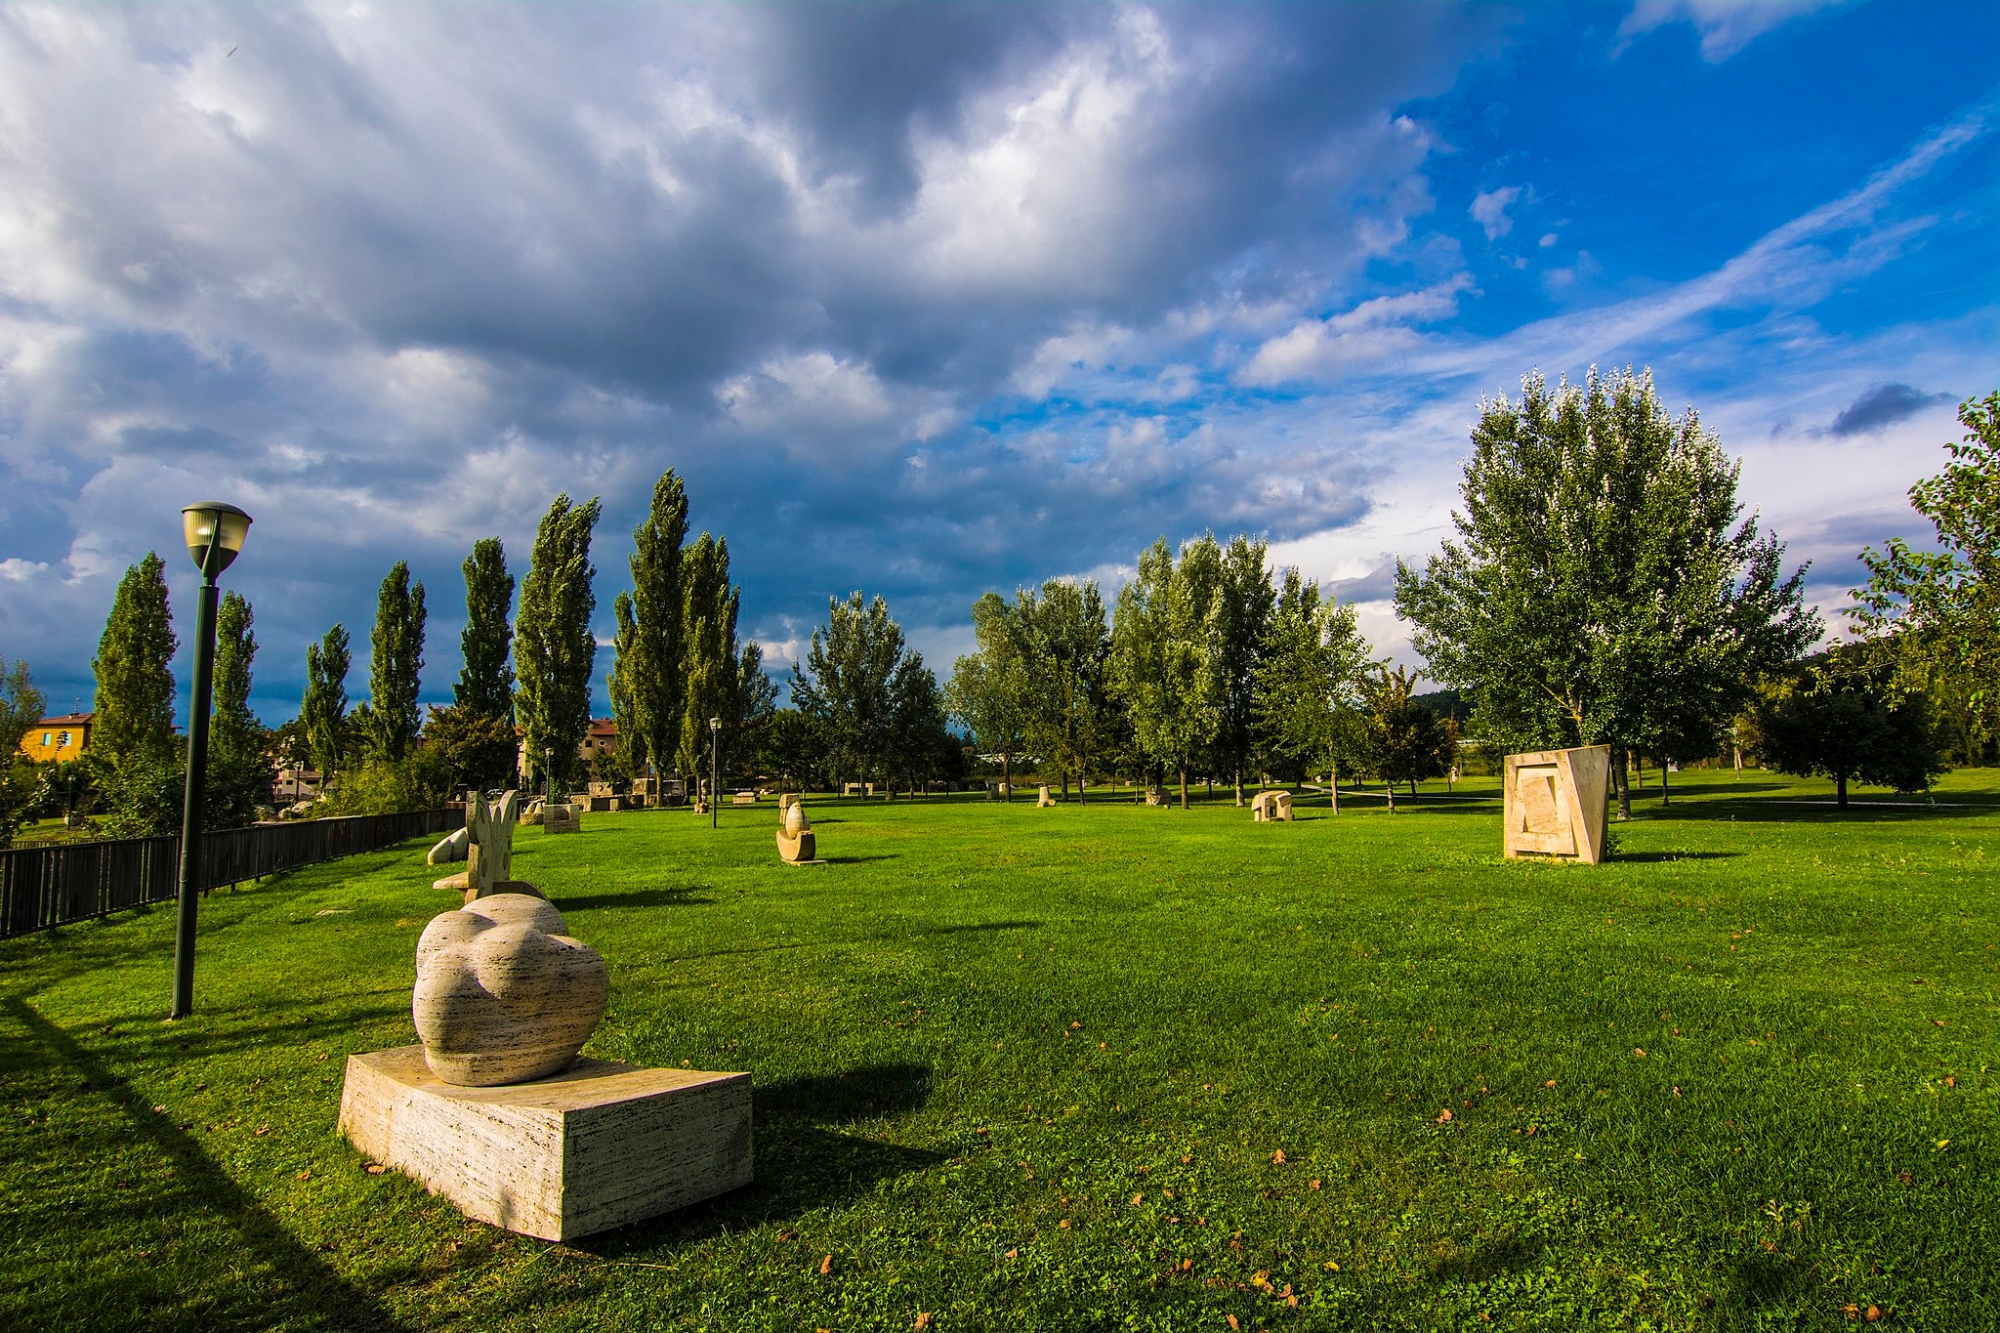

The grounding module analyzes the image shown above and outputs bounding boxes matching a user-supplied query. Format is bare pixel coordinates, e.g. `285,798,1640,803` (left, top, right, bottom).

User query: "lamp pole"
171,502,251,1020
709,716,720,829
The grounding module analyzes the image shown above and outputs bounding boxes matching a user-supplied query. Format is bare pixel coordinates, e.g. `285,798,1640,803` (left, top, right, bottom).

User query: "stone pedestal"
338,1046,752,1241
1503,744,1609,864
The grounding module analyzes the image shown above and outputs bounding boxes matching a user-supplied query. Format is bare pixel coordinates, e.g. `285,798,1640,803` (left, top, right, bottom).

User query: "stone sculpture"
412,893,610,1086
776,802,817,864
544,802,580,835
1251,790,1293,822
1036,785,1056,808
778,792,801,814
1503,744,1610,864
427,826,469,865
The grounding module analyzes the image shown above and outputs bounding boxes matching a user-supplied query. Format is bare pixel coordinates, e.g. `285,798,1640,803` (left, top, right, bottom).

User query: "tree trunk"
1003,751,1013,801
1078,749,1087,807
1835,770,1848,808
1410,778,1419,803
1385,778,1395,813
1235,770,1244,807
1612,746,1632,821
1061,772,1070,800
1660,762,1671,808
1634,754,1644,793
1180,766,1190,810
1330,762,1339,816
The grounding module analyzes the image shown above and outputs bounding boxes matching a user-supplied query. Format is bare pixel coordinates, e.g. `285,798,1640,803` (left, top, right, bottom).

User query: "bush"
317,749,456,817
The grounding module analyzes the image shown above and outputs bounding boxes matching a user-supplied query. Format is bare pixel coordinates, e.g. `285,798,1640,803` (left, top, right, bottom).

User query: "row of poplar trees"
943,537,1451,809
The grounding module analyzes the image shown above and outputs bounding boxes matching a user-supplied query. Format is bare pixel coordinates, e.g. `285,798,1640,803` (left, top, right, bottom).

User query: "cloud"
1826,382,1956,437
1619,0,1849,60
1469,185,1521,240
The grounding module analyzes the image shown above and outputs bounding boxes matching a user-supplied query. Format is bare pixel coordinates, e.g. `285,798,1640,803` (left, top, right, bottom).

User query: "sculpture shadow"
570,1062,943,1257
1426,1235,1544,1284
914,920,1042,937
553,887,714,912
2,997,408,1332
1612,851,1743,863
820,854,898,865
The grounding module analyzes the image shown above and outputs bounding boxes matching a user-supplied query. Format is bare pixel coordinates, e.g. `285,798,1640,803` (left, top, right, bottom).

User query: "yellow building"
20,712,93,763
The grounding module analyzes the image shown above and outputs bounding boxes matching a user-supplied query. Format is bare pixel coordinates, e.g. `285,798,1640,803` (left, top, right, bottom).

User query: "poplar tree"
624,471,690,778
792,593,905,789
944,593,1030,797
367,561,426,760
1212,534,1275,804
302,624,351,778
676,533,739,785
207,591,270,827
1111,537,1221,807
514,494,600,793
92,552,178,764
455,537,515,723
1016,580,1113,801
608,591,643,780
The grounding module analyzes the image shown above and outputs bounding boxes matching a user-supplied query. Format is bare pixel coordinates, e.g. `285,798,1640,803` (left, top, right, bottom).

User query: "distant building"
20,712,93,763
516,718,619,785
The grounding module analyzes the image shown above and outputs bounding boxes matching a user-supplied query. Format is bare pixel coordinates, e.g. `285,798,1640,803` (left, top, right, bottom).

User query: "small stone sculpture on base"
339,890,753,1240
544,802,581,835
776,802,818,864
1036,785,1056,808
427,826,469,865
1251,790,1293,822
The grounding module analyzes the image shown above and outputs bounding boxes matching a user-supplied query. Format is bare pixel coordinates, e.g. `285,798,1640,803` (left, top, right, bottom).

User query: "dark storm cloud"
1827,382,1955,437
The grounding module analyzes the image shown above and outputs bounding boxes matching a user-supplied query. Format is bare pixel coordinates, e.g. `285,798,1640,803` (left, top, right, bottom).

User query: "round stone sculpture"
412,893,609,1086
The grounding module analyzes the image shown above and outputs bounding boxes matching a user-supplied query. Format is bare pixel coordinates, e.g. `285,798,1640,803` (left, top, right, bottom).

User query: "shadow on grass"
822,854,899,865
3,997,406,1332
916,919,1042,937
1427,1234,1545,1283
573,1063,944,1257
553,887,715,912
1612,851,1743,863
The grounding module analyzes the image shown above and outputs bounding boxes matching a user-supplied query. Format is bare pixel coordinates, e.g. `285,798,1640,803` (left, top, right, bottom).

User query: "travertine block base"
339,1046,753,1241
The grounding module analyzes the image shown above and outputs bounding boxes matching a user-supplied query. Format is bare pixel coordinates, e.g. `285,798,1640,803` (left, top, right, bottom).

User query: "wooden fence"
0,809,457,940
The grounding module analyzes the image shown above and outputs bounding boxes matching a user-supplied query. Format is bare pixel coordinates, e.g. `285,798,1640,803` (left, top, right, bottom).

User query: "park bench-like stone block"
1251,790,1293,822
1503,744,1609,864
338,1045,752,1241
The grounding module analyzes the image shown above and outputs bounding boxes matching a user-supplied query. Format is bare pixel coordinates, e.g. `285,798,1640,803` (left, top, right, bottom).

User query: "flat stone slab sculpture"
339,891,752,1241
732,791,758,805
1251,790,1293,822
1036,785,1056,808
427,826,469,865
776,802,819,864
544,802,580,835
1503,744,1610,864
778,792,801,813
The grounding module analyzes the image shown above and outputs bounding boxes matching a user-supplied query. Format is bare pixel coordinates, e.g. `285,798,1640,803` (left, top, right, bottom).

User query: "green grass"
4,770,1998,1331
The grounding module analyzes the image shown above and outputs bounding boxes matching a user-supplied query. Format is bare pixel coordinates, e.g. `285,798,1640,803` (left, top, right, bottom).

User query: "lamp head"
709,716,720,733
181,502,252,578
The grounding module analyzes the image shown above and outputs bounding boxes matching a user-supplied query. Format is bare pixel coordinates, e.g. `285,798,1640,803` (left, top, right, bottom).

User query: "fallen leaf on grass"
1182,1155,1194,1164
1673,1087,1681,1097
1132,1194,1144,1206
1058,1219,1071,1229
1932,1019,1944,1027
152,1105,166,1114
914,1313,932,1330
1945,1076,1957,1088
777,1230,794,1241
1866,1305,1884,1322
365,1164,386,1175
1227,1317,1241,1331
1270,1150,1286,1165
255,1126,271,1136
1633,1048,1646,1058
295,1171,311,1181
819,1254,833,1276
1437,1109,1453,1124
1309,1179,1322,1191
1004,1249,1018,1260
1545,1080,1557,1088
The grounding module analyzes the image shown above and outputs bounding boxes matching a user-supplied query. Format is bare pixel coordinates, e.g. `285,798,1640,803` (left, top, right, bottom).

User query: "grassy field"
3,770,1997,1332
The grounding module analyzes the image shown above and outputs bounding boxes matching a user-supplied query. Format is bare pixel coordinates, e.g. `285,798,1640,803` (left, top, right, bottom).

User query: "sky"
1,0,1995,724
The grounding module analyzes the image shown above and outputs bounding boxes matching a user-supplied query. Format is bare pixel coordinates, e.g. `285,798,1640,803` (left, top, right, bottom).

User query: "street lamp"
709,716,720,829
544,747,554,804
171,501,252,1020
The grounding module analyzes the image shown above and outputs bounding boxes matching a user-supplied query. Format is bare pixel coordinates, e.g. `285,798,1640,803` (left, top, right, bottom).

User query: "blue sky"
0,0,1994,722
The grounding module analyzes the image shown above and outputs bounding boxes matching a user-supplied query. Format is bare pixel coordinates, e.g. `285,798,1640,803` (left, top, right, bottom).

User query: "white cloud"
1237,274,1475,386
1469,185,1522,240
1619,0,1849,60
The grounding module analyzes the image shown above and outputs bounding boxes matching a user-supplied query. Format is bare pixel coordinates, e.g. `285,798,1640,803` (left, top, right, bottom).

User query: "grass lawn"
3,770,1997,1331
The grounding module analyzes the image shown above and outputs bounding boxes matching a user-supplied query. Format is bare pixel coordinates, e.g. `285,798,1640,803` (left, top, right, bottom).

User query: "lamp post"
171,501,252,1020
709,716,720,829
544,747,554,804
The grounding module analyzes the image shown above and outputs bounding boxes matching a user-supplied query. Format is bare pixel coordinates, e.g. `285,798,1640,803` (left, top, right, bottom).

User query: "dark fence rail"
0,809,457,940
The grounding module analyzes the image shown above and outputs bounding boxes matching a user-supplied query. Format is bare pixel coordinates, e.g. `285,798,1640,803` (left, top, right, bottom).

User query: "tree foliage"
792,592,919,788
1252,568,1373,783
1395,368,1816,816
945,594,1031,796
206,591,271,829
1017,580,1113,800
92,552,178,764
1210,535,1275,802
514,494,600,793
302,623,351,778
455,537,515,723
622,471,690,778
0,659,47,846
677,533,740,780
1111,537,1220,807
1757,657,1946,807
1851,391,2000,749
367,561,426,761
1353,665,1457,809
421,703,519,795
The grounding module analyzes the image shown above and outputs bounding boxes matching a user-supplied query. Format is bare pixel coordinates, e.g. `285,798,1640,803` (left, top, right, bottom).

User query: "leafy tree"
731,642,780,774
676,533,740,790
1252,568,1373,795
608,591,643,782
760,708,828,792
301,623,352,778
317,748,455,816
1111,537,1220,808
1016,580,1113,802
623,471,691,780
455,537,515,723
1851,391,2000,751
1353,666,1456,810
422,703,519,795
1211,535,1276,804
1757,661,1946,807
945,593,1030,798
514,494,600,793
206,592,271,829
366,562,426,761
92,552,178,764
0,659,47,846
886,652,953,795
1395,368,1815,820
792,592,907,789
